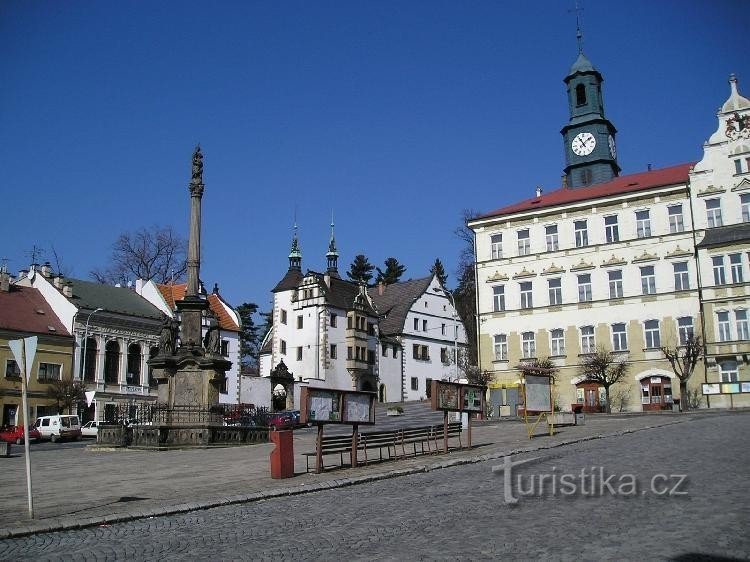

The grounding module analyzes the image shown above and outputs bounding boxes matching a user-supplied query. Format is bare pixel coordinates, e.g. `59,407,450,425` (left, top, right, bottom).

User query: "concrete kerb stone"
0,415,694,540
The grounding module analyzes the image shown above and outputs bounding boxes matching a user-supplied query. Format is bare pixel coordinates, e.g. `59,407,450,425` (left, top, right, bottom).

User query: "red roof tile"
475,163,695,221
0,286,71,337
156,284,240,332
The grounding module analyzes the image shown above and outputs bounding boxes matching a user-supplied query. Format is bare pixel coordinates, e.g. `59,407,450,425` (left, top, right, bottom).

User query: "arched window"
576,83,587,106
104,340,120,385
81,337,97,382
127,343,141,385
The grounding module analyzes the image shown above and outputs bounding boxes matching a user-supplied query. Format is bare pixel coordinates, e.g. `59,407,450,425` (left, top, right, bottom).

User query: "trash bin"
0,442,10,457
575,413,585,426
270,429,294,479
672,401,681,412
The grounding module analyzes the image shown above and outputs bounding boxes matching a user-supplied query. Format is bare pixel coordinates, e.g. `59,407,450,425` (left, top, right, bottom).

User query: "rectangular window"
491,234,503,260
280,310,287,324
381,344,388,357
330,344,337,359
720,361,739,383
347,315,353,329
347,346,353,360
521,332,536,359
297,316,303,329
414,318,419,330
580,326,595,354
635,210,651,238
38,363,61,381
413,344,420,359
677,317,694,345
574,220,588,248
545,225,559,252
577,274,592,302
706,198,723,228
612,323,628,351
5,360,21,378
735,160,743,175
280,340,287,355
730,253,743,284
493,285,506,312
441,324,446,336
551,329,565,356
517,229,530,256
735,310,749,340
393,347,398,358
608,270,623,299
640,266,656,295
668,204,684,233
493,334,508,361
296,347,303,361
520,282,533,309
717,311,731,342
644,319,661,349
411,377,419,391
605,215,619,243
368,350,375,364
440,348,449,364
673,262,690,291
742,194,750,223
548,278,562,306
712,256,727,285
422,319,428,332
221,340,229,357
330,313,337,328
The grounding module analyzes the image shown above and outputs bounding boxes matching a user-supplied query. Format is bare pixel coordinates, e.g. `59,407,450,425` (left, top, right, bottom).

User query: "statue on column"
158,317,178,355
203,325,221,356
191,145,203,185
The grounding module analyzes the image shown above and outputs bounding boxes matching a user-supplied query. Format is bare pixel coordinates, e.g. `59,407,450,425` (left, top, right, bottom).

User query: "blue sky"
1,1,747,312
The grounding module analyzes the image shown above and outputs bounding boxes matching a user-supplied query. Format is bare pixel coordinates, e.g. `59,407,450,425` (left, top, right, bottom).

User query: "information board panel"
430,380,486,413
343,392,375,423
524,374,552,413
300,387,376,425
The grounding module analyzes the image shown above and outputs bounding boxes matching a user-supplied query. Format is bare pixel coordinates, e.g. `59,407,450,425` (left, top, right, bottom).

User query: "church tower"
561,24,620,188
326,218,340,277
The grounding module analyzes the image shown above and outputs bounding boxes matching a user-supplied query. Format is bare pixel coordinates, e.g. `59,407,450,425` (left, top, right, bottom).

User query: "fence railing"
102,403,272,427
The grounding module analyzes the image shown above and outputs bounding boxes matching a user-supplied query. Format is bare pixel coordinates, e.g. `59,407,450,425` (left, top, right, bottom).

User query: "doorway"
640,376,673,411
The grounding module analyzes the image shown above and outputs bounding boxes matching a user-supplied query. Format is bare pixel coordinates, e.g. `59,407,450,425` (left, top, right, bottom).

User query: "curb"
0,416,691,540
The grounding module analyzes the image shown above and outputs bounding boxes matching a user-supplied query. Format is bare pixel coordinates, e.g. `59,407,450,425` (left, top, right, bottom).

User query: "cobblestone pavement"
1,412,748,560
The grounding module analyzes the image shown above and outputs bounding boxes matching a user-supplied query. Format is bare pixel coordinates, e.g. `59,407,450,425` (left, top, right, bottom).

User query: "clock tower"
561,48,620,188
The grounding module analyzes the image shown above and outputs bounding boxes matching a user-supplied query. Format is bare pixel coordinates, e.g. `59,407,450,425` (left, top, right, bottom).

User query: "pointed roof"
156,283,240,331
369,276,434,336
473,162,694,222
568,52,596,76
0,285,71,337
721,73,750,113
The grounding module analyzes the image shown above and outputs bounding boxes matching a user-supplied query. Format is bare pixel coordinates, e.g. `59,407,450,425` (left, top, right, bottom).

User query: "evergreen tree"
236,302,261,368
430,258,448,287
347,254,375,284
454,209,480,365
375,257,406,285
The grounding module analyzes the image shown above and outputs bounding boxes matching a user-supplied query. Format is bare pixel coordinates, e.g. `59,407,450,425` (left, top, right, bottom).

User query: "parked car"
34,415,82,442
0,425,40,445
81,421,99,438
267,410,302,429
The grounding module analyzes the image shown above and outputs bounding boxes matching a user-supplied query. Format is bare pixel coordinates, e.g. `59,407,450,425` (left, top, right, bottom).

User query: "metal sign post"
9,336,37,519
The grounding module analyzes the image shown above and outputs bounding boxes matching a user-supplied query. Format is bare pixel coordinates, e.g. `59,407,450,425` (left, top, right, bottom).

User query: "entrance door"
576,382,605,413
2,404,18,426
641,376,673,411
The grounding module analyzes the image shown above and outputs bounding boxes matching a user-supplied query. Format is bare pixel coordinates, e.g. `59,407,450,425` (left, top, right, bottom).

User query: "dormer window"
576,83,586,106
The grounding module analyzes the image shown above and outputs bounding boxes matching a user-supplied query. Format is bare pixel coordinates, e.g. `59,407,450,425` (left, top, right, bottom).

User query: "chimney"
561,175,568,189
18,269,28,280
0,270,10,292
212,283,219,295
647,163,652,171
535,186,543,198
377,281,385,296
41,262,52,278
53,275,64,289
62,281,73,298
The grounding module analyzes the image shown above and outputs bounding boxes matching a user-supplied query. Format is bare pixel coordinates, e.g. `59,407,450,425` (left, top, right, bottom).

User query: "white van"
34,415,82,442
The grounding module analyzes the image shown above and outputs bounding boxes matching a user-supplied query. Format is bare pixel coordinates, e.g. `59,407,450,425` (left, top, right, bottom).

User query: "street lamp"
445,291,459,382
80,307,104,382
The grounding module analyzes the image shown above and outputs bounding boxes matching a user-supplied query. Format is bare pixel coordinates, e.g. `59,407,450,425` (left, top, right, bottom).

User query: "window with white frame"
330,313,337,328
413,317,419,330
730,253,744,284
521,332,536,358
712,256,727,285
493,334,508,361
548,278,562,306
644,319,661,349
673,262,690,291
605,215,619,243
668,204,684,233
580,326,595,354
635,210,651,238
545,225,559,252
705,198,723,228
38,362,61,381
280,309,288,324
677,317,694,345
735,310,749,340
717,311,731,342
491,234,503,260
612,323,628,351
5,360,21,378
517,229,530,256
422,319,427,332
719,360,739,383
493,285,506,312
550,329,565,356
742,193,750,223
608,270,623,298
574,220,588,247
577,274,592,302
520,282,533,309
280,340,287,355
640,265,656,295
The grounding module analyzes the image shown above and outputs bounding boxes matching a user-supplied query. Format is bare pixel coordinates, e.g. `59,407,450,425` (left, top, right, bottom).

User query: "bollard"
270,429,294,479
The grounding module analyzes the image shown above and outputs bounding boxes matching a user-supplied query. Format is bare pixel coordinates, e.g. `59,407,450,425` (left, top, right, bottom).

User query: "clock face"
571,132,596,156
608,135,617,159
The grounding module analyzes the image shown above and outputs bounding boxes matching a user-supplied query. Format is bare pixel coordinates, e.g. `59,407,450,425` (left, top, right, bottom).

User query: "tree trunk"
604,385,612,414
679,381,689,411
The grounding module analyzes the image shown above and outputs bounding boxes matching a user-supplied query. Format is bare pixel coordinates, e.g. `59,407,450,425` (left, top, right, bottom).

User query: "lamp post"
80,308,104,382
445,291,459,382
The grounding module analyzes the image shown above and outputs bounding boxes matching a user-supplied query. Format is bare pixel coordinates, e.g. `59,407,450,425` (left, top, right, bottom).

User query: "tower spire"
574,0,584,53
288,220,302,272
326,212,339,277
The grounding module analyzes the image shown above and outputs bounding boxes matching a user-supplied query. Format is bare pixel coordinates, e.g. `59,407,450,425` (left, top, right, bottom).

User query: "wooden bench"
303,433,359,473
429,422,463,453
360,430,398,464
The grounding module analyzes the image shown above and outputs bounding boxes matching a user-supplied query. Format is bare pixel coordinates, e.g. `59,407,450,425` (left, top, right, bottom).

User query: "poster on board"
702,383,721,395
300,387,376,425
343,392,375,424
430,380,486,413
524,374,552,412
307,390,340,422
462,386,483,411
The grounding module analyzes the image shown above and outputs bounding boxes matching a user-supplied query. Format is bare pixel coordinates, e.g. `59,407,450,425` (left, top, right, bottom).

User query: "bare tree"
46,379,87,415
660,336,703,411
91,225,187,285
453,209,481,365
578,347,630,414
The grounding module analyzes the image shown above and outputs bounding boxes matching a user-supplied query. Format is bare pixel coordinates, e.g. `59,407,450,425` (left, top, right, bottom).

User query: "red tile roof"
0,286,71,337
475,163,695,221
156,284,240,332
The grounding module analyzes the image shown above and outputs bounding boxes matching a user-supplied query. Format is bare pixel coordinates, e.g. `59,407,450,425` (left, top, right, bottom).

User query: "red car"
266,411,300,429
0,425,41,445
